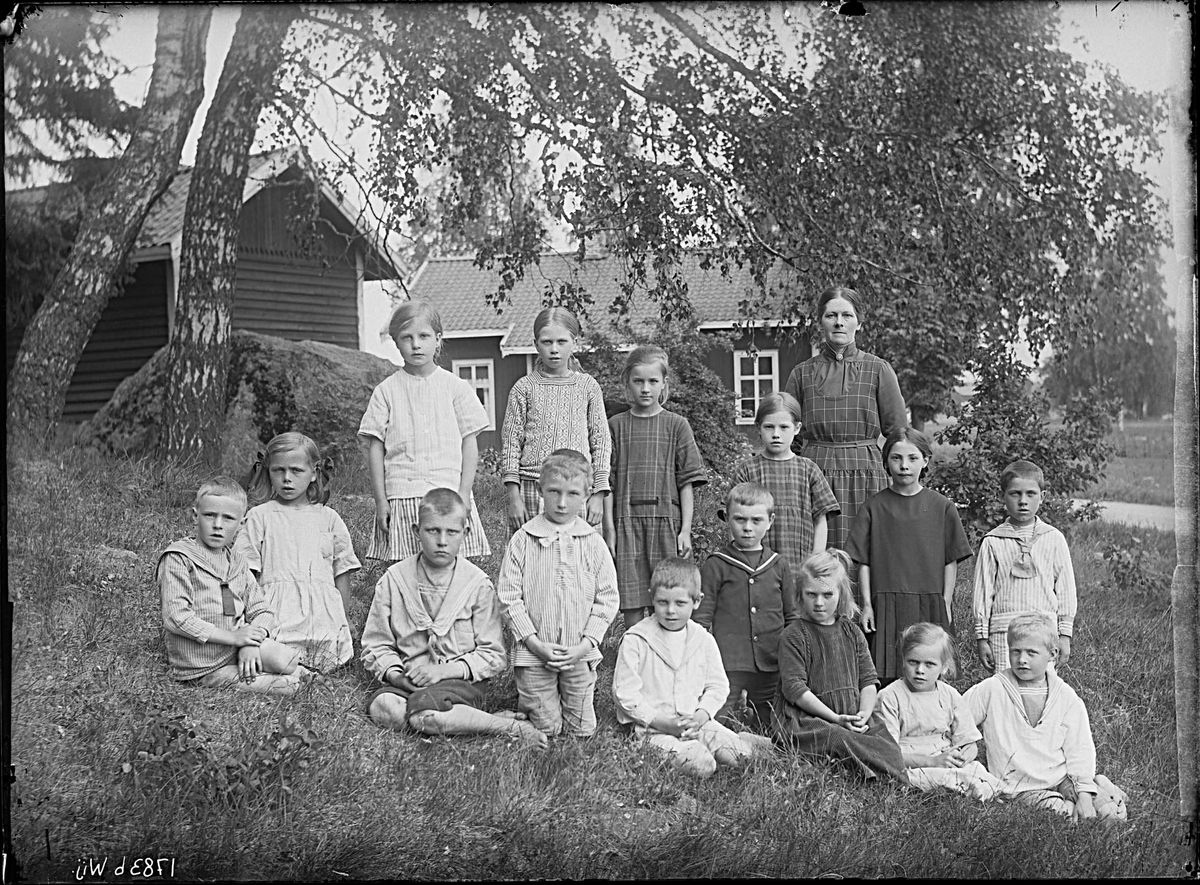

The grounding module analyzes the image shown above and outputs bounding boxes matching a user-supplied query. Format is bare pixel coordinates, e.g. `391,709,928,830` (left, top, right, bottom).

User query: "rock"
77,331,399,475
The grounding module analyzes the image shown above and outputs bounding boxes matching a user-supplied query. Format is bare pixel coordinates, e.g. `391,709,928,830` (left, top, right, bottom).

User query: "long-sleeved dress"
783,340,907,551
773,616,908,781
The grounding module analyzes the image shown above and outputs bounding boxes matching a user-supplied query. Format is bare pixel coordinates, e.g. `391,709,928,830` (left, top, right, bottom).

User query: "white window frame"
452,359,497,430
733,348,779,425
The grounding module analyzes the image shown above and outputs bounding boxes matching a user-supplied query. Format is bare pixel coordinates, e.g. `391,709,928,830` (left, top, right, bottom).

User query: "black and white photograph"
4,1,1195,880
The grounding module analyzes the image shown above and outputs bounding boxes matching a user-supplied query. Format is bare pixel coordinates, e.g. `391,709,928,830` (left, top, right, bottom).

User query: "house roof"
409,251,807,353
5,147,403,279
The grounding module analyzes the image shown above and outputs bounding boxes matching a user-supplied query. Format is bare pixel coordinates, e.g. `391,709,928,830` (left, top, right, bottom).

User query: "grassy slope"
7,443,1189,881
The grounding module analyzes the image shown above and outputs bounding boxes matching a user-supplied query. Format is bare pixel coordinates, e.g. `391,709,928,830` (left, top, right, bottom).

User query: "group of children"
157,301,1127,822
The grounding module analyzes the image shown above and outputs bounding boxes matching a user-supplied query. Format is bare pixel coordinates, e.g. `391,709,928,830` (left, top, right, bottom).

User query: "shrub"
930,362,1117,543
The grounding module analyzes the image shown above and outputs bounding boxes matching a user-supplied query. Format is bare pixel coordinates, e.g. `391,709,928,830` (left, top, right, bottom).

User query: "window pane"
477,365,489,380
740,356,755,375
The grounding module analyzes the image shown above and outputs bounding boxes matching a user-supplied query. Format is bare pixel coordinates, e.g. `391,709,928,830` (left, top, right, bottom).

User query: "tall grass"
7,440,1189,880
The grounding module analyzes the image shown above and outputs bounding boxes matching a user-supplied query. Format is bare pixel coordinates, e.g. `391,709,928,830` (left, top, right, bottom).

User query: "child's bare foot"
493,709,528,721
739,732,776,758
507,719,549,748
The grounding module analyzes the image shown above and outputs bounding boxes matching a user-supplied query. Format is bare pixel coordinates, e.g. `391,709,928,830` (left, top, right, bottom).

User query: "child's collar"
987,517,1051,540
523,513,595,540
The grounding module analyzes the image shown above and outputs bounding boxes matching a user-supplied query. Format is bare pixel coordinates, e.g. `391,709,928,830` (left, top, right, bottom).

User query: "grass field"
1083,419,1176,507
6,441,1190,880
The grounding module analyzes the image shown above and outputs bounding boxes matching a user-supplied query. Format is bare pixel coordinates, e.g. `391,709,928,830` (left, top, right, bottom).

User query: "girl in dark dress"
773,549,908,782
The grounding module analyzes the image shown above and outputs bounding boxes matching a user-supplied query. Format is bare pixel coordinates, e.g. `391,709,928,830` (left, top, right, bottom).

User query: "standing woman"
784,287,908,554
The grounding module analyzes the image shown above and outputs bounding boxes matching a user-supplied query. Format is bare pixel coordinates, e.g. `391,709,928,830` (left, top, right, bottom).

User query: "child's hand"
835,712,869,734
1073,791,1097,821
406,662,460,687
374,503,391,548
544,641,590,672
676,529,692,559
585,492,605,527
679,709,710,740
507,490,529,533
233,625,266,647
1058,635,1071,667
976,639,995,672
523,635,560,665
931,747,967,769
237,645,262,681
859,604,875,634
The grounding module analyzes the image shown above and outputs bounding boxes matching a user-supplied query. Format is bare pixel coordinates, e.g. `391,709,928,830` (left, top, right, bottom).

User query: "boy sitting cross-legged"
964,612,1128,821
362,488,547,747
614,557,775,778
158,476,309,695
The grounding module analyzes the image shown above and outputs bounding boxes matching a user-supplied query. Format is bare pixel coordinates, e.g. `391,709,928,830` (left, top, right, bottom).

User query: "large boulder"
77,331,398,474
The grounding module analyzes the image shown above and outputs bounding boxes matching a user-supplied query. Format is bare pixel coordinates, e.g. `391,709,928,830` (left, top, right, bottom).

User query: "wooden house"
5,147,402,421
408,252,813,451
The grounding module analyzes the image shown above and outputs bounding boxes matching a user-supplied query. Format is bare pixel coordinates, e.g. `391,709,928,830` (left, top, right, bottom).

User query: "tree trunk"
159,6,297,466
5,7,211,436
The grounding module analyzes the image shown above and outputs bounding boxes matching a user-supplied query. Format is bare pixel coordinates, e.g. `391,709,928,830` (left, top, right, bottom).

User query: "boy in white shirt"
964,613,1127,820
613,558,775,778
362,488,546,746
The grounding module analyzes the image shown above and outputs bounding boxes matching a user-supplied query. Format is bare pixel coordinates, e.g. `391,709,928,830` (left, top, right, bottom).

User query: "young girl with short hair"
603,346,707,628
773,549,908,782
500,307,612,531
236,432,361,672
875,623,1001,799
731,391,839,566
845,427,972,683
358,300,492,561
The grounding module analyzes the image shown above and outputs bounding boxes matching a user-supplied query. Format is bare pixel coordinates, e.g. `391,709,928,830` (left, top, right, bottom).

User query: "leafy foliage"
929,359,1118,541
1043,257,1176,418
3,6,139,183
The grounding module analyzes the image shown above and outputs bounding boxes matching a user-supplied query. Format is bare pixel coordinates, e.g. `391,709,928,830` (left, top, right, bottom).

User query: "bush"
930,364,1117,543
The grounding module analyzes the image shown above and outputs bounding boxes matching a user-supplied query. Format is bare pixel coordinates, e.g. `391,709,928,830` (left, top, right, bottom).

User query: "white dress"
875,680,1002,800
235,500,361,670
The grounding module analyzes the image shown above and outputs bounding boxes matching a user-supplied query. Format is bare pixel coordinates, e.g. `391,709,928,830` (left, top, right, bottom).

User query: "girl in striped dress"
500,307,612,532
731,391,839,569
603,346,707,628
359,301,492,562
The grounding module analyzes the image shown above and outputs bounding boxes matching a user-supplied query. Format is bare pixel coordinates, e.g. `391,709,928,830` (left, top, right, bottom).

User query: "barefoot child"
964,613,1127,820
159,477,310,695
500,307,612,531
773,549,908,782
875,623,1001,799
236,432,360,672
972,459,1078,673
614,558,775,778
694,482,797,730
731,391,839,564
359,300,493,562
604,345,707,629
497,449,620,738
361,489,546,746
846,427,972,684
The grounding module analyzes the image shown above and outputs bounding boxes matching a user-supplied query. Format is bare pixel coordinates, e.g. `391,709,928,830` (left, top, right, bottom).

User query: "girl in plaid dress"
783,287,908,553
358,301,493,562
500,307,612,533
603,346,707,628
731,391,839,569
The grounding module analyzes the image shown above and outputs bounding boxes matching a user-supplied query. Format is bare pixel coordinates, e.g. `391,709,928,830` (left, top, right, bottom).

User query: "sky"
21,2,1193,363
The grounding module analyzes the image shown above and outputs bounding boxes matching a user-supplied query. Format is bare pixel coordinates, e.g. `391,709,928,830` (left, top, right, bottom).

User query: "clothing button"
753,635,758,641
751,607,757,613
749,578,755,584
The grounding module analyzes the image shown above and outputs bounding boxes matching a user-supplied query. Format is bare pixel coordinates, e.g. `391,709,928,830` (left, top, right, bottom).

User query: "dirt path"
1075,499,1178,532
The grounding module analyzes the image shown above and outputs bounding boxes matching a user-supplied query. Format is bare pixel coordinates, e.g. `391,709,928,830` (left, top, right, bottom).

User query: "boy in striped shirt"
158,477,309,694
973,460,1078,672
